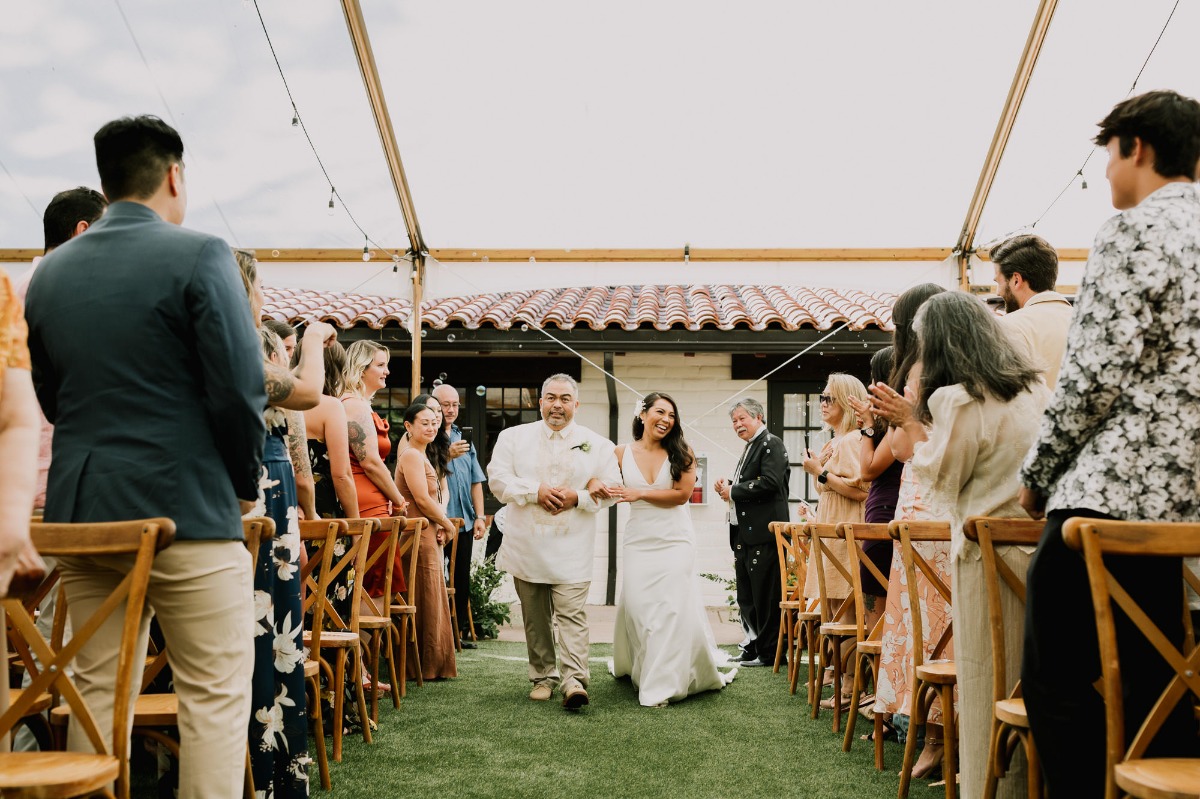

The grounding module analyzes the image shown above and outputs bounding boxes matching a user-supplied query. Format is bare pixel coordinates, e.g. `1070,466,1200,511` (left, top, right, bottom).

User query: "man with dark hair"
41,186,108,253
991,233,1072,388
1020,89,1200,794
25,115,266,797
714,397,789,667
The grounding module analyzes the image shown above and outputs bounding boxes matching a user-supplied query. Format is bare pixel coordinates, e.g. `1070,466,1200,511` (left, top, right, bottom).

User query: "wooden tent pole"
339,0,427,395
955,0,1060,289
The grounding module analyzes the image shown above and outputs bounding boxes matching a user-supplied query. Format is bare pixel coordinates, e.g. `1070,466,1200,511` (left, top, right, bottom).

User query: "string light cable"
978,0,1180,253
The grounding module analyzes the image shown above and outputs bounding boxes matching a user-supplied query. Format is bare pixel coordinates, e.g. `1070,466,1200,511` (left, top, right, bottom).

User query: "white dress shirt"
488,420,622,584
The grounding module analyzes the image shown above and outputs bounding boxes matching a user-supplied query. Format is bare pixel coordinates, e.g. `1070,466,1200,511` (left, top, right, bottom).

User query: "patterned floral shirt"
1021,182,1200,520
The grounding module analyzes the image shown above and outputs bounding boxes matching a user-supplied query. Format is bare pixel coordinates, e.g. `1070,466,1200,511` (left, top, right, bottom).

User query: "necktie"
734,438,753,483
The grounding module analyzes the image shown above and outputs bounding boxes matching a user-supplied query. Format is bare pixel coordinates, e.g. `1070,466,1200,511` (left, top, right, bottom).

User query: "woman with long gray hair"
871,290,1048,797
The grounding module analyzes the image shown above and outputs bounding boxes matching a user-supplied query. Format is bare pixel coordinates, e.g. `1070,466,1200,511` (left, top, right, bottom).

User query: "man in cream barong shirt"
489,373,621,710
991,233,1073,389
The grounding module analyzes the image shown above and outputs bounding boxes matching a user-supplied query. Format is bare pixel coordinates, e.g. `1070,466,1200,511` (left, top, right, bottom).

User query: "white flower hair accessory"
635,398,646,417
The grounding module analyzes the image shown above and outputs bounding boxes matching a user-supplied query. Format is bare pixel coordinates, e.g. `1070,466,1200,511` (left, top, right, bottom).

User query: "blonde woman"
341,340,408,598
801,373,871,707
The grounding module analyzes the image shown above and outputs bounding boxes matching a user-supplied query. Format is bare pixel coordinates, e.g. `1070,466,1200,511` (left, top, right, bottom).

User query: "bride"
604,392,736,707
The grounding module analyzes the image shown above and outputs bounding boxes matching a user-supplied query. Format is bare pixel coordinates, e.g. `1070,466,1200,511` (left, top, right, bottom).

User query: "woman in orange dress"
341,340,408,598
394,402,457,680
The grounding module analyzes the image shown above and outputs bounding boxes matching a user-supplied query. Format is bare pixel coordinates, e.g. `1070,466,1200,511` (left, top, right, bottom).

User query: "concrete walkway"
497,604,746,646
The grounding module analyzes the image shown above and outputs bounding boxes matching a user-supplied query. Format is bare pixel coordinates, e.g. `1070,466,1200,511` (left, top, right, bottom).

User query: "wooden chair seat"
915,659,957,684
819,622,857,637
798,610,821,621
0,753,120,798
994,697,1029,728
1114,758,1200,799
780,599,802,611
304,660,320,679
302,629,358,648
50,693,179,728
358,615,390,629
857,640,882,656
8,687,53,715
390,603,415,616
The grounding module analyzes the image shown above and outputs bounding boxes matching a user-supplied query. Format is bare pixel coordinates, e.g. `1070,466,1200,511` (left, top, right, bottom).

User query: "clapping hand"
868,381,917,427
714,477,731,502
301,320,338,348
801,448,823,476
847,395,875,429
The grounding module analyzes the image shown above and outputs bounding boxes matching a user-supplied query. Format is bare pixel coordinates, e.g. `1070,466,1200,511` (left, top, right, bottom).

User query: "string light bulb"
1078,169,1087,190
291,114,299,128
327,189,335,216
362,239,371,262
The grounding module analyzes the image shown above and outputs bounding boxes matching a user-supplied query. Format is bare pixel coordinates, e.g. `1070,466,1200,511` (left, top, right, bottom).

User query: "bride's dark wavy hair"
632,392,695,482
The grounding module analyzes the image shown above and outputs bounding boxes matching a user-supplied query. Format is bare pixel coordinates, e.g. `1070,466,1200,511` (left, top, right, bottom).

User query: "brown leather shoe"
562,688,589,711
529,684,553,701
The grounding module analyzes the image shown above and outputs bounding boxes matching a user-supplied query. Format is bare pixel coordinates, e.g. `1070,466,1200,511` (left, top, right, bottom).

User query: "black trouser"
1022,508,1199,795
733,531,781,662
446,523,475,631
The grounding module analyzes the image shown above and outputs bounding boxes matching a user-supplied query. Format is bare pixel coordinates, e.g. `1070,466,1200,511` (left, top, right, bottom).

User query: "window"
768,382,832,519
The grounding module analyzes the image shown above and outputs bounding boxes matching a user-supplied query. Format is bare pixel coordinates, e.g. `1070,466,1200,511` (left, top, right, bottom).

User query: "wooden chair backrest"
5,564,60,678
0,518,176,799
890,520,954,667
330,519,376,633
805,522,852,625
1061,517,1200,797
770,522,801,604
360,516,405,617
840,522,893,641
395,519,426,609
298,519,344,655
788,523,811,596
137,516,275,693
963,516,1042,703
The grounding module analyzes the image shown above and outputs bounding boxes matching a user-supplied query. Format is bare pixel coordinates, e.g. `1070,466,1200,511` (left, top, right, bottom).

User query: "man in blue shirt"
434,383,487,648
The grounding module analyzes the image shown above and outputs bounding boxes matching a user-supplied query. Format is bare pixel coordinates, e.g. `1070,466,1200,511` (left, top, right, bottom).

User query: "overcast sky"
1,0,1197,252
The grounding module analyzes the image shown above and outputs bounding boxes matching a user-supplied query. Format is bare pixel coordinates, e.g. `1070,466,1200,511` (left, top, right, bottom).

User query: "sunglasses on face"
818,394,833,405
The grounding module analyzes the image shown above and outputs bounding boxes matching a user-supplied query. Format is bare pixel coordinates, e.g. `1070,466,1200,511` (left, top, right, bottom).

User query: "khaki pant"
59,540,254,799
513,578,590,695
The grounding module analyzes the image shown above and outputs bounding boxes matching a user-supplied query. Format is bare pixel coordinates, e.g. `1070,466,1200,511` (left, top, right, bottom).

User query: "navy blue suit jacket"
24,202,266,541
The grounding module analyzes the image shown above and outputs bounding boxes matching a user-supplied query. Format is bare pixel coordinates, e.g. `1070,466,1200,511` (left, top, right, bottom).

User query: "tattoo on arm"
285,412,312,480
264,363,296,405
347,420,368,463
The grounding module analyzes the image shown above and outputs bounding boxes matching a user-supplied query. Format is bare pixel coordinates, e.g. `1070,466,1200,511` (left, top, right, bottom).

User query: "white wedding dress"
611,447,736,706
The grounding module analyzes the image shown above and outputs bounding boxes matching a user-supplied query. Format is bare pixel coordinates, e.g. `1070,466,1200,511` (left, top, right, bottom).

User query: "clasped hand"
867,381,917,427
537,484,579,514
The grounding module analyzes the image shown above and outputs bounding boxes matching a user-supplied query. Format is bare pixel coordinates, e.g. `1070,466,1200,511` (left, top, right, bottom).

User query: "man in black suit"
25,115,266,797
715,397,790,667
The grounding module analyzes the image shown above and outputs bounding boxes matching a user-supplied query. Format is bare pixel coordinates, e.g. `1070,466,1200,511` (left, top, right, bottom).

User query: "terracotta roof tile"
262,285,901,333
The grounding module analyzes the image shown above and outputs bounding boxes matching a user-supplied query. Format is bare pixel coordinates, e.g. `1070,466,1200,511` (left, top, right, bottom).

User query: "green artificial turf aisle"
327,641,941,799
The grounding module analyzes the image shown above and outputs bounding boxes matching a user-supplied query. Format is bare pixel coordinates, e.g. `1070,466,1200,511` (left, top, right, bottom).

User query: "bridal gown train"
611,448,736,706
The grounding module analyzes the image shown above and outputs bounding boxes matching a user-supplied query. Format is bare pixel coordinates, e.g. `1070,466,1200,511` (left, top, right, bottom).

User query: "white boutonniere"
571,441,592,453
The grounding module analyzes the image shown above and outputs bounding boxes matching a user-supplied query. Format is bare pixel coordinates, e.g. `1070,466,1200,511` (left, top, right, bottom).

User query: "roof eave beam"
955,0,1060,288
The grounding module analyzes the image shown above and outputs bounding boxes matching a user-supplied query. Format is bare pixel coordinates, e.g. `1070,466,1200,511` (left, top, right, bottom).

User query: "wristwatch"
860,427,875,438
817,469,829,484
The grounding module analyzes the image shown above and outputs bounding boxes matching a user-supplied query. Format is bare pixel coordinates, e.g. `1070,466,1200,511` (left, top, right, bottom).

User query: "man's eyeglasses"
818,394,833,405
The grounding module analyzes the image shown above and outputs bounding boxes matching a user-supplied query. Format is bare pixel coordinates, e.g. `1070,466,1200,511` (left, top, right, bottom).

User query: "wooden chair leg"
392,621,408,698
368,630,382,724
1024,731,1042,799
939,684,957,799
449,597,462,652
307,674,331,790
332,651,346,762
410,618,424,689
984,720,1004,799
843,650,865,751
467,599,477,642
810,631,824,719
874,710,885,770
773,609,786,673
385,625,401,709
898,680,929,799
245,744,255,799
351,645,372,745
830,637,849,733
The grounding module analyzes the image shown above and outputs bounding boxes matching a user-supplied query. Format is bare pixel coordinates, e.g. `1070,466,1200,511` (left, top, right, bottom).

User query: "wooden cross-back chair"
445,518,465,651
963,517,1044,799
299,518,371,762
298,519,338,791
893,520,958,799
44,519,271,798
0,518,176,799
840,522,894,766
770,521,803,682
357,516,404,721
390,519,426,695
788,523,820,699
1062,518,1200,799
5,560,60,752
807,522,858,732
